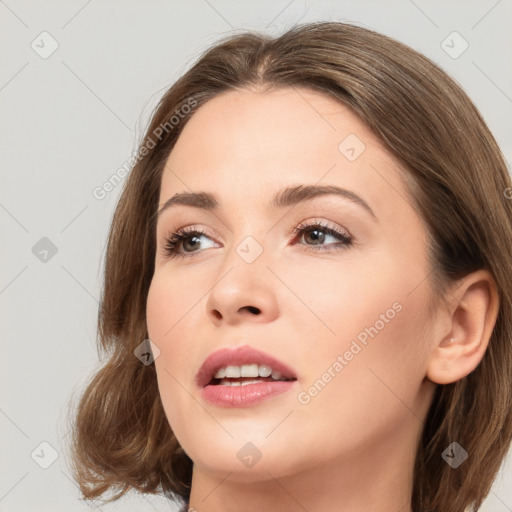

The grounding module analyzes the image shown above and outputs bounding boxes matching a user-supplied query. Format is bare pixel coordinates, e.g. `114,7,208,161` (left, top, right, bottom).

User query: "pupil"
184,236,200,251
307,228,324,244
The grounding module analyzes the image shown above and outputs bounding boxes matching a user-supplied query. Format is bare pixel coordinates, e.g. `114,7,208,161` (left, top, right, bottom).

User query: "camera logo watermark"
236,236,264,263
339,133,366,162
134,339,161,365
32,237,58,263
31,31,59,59
31,441,59,469
441,31,469,59
237,442,263,468
441,442,468,469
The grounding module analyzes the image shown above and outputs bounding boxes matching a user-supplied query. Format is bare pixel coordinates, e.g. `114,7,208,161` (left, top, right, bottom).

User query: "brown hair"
66,21,512,511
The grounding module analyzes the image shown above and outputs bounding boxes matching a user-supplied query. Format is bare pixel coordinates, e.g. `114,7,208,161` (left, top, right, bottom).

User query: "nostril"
243,306,260,314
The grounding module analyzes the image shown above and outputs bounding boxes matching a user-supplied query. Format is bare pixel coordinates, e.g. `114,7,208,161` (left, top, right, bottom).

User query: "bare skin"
146,86,499,512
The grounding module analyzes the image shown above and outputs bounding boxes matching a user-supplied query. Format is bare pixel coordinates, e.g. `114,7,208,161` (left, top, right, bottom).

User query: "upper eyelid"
162,219,352,244
159,221,354,261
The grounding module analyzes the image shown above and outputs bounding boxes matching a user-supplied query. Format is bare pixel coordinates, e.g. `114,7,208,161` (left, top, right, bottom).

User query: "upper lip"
195,345,298,388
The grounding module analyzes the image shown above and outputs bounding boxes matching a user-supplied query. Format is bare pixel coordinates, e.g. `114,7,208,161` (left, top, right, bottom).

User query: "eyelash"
162,221,353,260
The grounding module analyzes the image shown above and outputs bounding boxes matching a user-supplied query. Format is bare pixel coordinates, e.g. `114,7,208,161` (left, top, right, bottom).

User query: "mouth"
196,345,298,407
209,363,295,387
195,345,298,389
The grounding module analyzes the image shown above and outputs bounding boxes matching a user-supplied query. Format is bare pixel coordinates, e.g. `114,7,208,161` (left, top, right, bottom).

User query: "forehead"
169,86,384,168
160,86,418,230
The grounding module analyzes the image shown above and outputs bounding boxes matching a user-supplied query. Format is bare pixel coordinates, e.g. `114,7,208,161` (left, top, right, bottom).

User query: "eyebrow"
157,184,378,222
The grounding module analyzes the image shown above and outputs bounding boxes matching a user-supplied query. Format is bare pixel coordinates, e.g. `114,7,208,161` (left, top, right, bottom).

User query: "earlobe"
426,270,499,385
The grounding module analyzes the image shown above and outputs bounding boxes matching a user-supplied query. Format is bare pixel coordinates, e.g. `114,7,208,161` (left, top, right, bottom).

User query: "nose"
205,244,280,326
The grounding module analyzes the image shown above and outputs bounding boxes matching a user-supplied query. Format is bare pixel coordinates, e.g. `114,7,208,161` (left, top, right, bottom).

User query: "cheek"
147,269,189,336
287,250,421,350
289,242,431,388
146,267,209,352
286,290,430,468
146,270,197,384
293,248,432,420
146,269,208,440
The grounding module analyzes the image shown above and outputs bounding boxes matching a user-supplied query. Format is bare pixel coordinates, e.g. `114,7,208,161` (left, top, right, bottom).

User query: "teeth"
240,363,259,377
213,363,288,380
214,368,226,379
225,366,240,378
271,370,282,380
259,364,272,377
219,379,262,386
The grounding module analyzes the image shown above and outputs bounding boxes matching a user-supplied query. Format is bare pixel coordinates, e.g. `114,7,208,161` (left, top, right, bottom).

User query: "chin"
177,426,306,479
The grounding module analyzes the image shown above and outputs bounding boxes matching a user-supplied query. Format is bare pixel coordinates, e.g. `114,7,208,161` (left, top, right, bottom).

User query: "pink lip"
195,345,298,407
201,381,296,408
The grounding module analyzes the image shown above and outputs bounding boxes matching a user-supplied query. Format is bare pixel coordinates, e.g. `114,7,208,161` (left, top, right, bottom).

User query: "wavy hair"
66,21,512,512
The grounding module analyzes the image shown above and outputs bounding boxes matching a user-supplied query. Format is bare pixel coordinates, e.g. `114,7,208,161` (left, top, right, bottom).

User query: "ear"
426,269,500,385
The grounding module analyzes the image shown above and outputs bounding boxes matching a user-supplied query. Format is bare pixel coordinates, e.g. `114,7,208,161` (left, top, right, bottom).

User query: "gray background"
1,1,511,510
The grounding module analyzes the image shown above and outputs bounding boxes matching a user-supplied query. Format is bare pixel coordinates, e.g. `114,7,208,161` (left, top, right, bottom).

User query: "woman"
67,21,512,512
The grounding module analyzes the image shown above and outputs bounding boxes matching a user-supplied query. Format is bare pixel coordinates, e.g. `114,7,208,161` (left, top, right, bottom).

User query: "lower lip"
200,380,296,407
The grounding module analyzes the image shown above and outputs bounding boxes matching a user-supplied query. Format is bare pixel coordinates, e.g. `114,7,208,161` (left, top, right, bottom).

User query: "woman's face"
146,86,438,482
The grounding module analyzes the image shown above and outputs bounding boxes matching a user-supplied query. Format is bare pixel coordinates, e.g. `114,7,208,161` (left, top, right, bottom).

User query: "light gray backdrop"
1,1,511,511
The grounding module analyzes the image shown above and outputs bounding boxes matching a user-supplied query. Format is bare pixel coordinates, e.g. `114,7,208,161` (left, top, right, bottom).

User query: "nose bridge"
223,208,272,266
220,228,270,293
205,225,279,324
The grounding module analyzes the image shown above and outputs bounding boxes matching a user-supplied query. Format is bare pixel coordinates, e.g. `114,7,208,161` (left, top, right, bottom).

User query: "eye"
161,220,353,261
162,226,217,260
292,221,353,253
